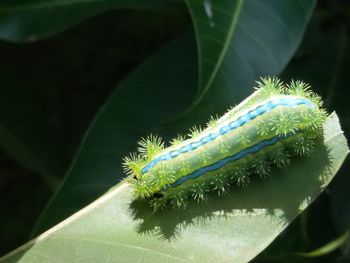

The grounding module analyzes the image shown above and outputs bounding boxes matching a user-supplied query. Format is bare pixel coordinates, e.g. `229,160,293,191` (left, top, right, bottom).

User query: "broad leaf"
0,113,348,263
0,0,185,42
186,0,316,112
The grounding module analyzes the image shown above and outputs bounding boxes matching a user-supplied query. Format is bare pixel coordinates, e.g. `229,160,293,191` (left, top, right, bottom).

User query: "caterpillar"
123,77,327,210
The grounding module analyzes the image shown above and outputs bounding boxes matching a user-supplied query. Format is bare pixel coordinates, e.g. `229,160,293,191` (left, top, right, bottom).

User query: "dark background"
0,0,349,262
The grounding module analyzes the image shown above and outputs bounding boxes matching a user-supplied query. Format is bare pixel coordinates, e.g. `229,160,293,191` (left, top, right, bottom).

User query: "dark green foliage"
0,0,349,262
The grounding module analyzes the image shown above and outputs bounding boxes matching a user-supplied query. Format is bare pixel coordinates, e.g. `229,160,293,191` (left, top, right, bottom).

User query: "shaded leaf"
0,0,185,42
0,73,60,188
185,0,316,112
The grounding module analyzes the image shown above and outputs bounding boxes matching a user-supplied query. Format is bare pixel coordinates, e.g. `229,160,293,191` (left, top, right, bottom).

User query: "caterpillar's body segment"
123,77,327,209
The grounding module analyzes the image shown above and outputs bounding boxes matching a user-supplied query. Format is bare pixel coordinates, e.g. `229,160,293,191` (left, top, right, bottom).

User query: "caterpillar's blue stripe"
142,97,315,174
167,135,288,189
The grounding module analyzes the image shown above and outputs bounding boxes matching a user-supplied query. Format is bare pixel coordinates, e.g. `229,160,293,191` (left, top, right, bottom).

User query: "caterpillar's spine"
123,77,327,209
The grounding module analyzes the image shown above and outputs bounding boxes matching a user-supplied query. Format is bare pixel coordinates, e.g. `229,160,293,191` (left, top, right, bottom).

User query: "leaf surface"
186,0,316,112
0,113,348,263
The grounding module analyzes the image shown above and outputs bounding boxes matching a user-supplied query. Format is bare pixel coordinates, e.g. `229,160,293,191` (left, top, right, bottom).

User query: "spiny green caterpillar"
123,77,327,210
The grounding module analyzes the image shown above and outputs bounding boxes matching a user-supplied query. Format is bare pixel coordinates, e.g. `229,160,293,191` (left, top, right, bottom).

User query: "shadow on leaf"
128,142,332,241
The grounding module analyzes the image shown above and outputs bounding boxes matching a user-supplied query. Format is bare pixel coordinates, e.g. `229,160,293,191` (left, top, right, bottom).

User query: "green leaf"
32,0,317,235
0,73,60,189
185,0,316,112
0,112,348,263
0,0,185,42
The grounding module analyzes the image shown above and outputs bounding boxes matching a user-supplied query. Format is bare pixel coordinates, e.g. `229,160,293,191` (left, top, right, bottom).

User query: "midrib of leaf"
187,0,245,108
0,0,183,12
